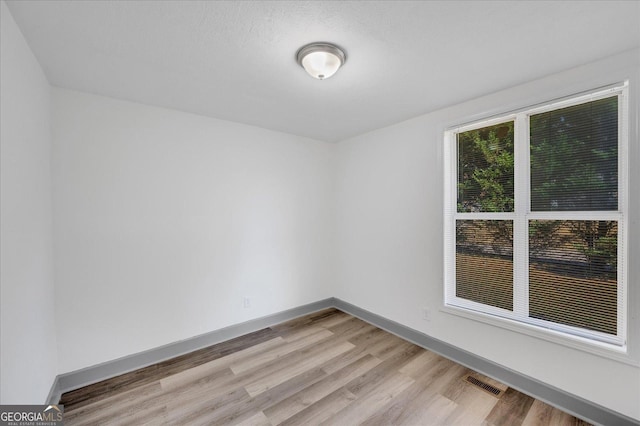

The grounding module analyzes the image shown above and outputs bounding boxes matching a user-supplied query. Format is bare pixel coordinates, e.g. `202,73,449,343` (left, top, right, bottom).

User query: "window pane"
456,220,513,310
529,220,617,335
530,97,618,211
457,122,514,212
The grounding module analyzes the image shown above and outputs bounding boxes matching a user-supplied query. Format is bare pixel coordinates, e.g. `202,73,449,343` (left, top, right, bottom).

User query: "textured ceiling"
6,0,640,142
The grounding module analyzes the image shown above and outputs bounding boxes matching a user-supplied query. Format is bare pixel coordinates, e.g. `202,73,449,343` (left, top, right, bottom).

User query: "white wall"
0,1,58,404
335,49,640,420
4,2,637,418
51,89,335,374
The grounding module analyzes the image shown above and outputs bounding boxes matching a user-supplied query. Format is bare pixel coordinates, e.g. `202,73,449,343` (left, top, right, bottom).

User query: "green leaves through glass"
530,97,618,211
447,87,625,345
457,122,514,213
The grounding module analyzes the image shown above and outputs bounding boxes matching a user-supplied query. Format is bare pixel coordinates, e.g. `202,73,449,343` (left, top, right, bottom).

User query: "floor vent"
464,374,504,397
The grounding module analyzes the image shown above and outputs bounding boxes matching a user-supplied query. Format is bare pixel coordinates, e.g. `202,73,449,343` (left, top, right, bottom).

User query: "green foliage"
456,97,620,276
528,97,619,275
457,122,514,212
530,97,618,211
569,220,617,277
528,220,617,279
528,220,566,255
456,220,512,257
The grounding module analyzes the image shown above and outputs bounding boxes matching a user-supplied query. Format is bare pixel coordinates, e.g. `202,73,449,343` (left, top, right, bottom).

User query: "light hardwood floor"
60,308,591,425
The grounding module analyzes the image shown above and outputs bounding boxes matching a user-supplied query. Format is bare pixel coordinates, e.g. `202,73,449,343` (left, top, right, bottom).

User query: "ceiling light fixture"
296,42,346,80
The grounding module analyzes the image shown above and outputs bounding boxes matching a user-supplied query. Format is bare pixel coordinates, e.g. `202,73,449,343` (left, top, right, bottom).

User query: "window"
444,83,628,349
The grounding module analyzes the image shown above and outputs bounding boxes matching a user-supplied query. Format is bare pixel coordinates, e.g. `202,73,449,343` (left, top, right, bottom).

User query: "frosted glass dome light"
296,43,346,80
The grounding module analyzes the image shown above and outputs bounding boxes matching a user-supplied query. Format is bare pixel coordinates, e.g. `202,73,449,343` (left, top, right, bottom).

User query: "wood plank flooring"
60,308,591,425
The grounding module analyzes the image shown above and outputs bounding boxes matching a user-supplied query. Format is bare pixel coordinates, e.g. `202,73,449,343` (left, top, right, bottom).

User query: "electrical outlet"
243,297,251,308
422,308,431,321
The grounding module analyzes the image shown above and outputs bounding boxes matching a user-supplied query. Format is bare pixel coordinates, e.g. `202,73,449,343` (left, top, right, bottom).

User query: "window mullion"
513,113,529,318
617,90,629,344
445,84,627,350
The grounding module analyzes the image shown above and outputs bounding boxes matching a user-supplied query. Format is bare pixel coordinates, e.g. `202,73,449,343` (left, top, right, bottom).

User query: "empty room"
1,1,639,425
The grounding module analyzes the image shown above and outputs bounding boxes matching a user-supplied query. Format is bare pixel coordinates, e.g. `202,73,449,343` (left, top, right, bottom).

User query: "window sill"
440,304,639,367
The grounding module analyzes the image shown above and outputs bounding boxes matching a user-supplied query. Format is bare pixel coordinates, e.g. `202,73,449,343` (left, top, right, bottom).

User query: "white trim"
525,82,628,117
515,113,529,317
453,212,514,219
441,305,636,366
444,83,629,356
618,87,630,350
445,82,627,134
449,114,517,134
443,130,456,306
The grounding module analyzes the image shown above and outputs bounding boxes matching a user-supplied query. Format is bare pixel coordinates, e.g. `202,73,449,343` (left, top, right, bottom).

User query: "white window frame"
443,83,629,355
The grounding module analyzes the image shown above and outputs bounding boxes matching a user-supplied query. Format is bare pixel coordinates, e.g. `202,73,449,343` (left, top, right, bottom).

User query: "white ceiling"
6,1,640,142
